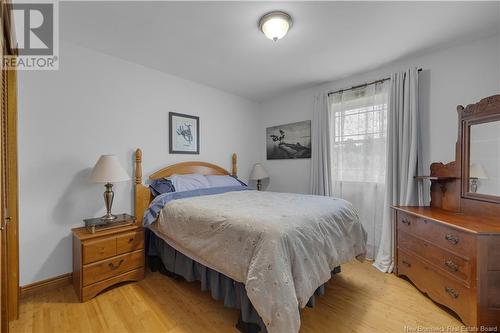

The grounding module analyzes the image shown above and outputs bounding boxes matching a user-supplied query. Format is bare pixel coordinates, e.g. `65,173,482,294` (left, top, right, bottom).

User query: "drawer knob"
109,259,124,270
444,260,458,272
402,260,411,268
128,238,134,243
401,219,411,226
444,234,459,245
444,287,459,299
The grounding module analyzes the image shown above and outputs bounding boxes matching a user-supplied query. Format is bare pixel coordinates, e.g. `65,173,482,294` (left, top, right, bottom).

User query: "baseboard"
20,273,73,298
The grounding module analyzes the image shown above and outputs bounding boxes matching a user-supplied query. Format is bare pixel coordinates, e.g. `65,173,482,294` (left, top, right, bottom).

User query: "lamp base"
257,179,262,191
102,183,116,222
100,213,117,222
470,178,478,193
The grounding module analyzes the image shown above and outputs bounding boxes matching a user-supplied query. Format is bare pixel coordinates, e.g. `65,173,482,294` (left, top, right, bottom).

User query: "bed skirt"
146,229,341,333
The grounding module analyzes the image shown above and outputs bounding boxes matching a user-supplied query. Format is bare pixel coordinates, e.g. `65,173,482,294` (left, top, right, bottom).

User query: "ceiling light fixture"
258,11,292,42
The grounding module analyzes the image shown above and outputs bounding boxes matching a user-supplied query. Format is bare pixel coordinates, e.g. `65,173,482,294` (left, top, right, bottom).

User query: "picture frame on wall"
266,120,311,160
169,112,200,154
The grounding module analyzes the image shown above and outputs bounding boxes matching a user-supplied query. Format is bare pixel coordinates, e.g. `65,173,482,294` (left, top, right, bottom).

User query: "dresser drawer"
116,230,144,255
397,211,475,258
82,250,144,286
398,249,475,326
398,230,472,284
82,237,116,264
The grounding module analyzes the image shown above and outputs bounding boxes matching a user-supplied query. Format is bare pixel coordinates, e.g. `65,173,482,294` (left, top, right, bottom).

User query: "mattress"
147,188,367,333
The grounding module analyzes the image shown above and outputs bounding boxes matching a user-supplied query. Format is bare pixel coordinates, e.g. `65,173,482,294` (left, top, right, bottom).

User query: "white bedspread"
156,190,367,333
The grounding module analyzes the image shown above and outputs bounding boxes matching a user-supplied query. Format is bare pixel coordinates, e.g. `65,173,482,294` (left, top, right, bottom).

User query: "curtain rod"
327,68,422,96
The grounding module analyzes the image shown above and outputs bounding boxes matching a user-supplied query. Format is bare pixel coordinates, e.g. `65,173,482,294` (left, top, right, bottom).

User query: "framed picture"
169,112,200,154
266,120,311,160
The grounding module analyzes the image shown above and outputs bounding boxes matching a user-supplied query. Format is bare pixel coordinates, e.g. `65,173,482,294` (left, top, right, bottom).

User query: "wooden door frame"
1,0,19,328
5,58,18,323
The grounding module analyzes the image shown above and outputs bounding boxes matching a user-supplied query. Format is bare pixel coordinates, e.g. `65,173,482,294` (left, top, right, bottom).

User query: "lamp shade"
470,163,488,179
89,155,130,183
249,163,269,180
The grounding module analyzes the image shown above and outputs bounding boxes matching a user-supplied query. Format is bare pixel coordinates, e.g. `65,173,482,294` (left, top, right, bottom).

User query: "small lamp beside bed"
249,163,269,191
90,154,130,221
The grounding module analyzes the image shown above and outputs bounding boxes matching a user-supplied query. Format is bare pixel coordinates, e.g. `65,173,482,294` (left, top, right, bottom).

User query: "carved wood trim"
458,94,500,118
430,161,458,178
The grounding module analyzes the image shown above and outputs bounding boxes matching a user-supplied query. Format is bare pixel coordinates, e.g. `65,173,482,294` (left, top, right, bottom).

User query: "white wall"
259,34,500,194
498,14,500,90
498,6,500,91
17,33,500,285
18,42,260,285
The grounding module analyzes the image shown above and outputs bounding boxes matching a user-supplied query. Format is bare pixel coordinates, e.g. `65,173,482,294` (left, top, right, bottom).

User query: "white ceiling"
60,1,500,102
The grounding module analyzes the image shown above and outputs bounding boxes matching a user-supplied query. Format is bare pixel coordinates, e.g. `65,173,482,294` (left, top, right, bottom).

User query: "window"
330,81,389,183
328,80,389,259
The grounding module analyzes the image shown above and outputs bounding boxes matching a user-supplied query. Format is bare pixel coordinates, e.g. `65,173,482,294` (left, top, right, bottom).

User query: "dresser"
394,206,500,326
72,224,145,302
393,95,500,329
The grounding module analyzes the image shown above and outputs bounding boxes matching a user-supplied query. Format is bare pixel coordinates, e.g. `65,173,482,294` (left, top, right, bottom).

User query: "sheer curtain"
329,81,390,259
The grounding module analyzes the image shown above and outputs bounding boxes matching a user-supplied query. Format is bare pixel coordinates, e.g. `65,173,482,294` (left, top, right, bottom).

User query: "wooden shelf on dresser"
393,206,500,328
72,224,145,302
415,176,459,182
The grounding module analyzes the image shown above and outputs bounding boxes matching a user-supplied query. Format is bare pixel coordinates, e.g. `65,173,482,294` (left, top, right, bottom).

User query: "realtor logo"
3,1,59,70
12,3,53,55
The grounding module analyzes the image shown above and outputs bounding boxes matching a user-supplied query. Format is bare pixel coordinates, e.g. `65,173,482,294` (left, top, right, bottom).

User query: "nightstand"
72,221,145,302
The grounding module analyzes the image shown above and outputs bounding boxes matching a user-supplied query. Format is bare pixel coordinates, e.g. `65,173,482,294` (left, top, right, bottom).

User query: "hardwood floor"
10,261,463,333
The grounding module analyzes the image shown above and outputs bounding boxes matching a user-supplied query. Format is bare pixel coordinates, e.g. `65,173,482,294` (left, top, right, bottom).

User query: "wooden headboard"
134,148,238,224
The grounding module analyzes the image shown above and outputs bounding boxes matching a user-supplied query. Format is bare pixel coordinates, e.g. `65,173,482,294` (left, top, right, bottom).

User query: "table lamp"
250,163,269,191
469,163,488,193
90,155,130,221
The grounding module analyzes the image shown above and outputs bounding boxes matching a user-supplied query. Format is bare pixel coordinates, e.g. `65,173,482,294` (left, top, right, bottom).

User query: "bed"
134,149,367,333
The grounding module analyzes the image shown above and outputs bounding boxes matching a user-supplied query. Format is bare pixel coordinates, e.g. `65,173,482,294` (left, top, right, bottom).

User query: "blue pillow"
206,175,242,188
169,174,211,192
230,175,247,187
149,178,176,196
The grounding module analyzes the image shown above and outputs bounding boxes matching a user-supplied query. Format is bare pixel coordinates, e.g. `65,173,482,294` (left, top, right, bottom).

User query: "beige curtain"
374,68,423,272
310,92,332,196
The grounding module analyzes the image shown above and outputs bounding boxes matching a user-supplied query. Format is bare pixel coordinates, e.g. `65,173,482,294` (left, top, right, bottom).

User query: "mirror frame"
461,103,500,204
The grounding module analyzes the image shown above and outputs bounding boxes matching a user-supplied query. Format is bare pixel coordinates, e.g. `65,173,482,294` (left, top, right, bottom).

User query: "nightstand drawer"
81,268,145,302
82,250,144,286
116,230,144,255
83,237,116,264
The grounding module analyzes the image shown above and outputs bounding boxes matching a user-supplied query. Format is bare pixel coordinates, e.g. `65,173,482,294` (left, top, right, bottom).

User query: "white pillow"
169,174,210,192
205,175,241,188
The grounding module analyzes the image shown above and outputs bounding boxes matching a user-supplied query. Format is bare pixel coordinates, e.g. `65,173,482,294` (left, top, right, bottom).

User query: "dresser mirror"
462,114,500,203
